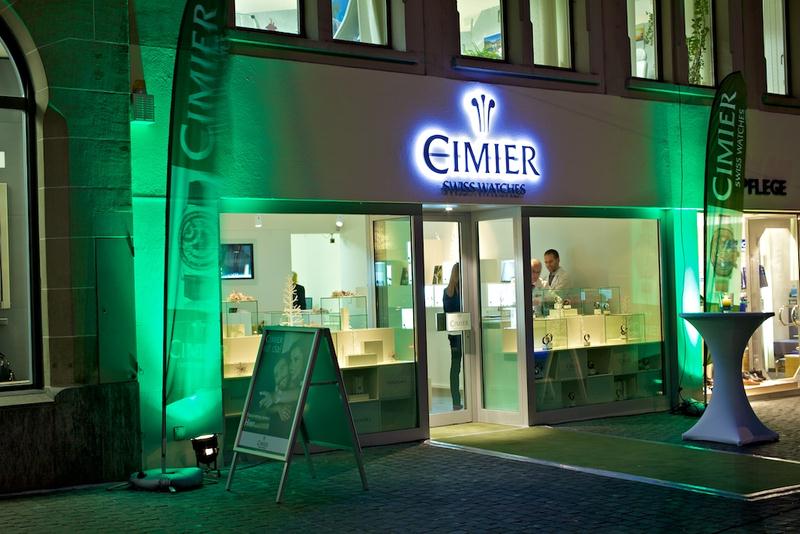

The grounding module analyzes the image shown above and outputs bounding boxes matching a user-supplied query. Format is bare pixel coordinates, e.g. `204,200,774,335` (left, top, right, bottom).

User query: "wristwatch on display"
778,306,788,326
583,333,591,347
542,332,553,349
620,324,628,338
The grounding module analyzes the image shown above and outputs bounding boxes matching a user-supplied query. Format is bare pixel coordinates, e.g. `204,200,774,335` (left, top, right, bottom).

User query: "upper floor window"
458,0,505,60
684,0,715,86
763,0,789,95
332,0,389,45
234,0,301,35
628,0,659,80
530,0,572,68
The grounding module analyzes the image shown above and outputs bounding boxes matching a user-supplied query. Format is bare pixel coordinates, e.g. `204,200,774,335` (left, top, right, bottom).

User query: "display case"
531,287,659,412
320,295,368,331
533,317,568,351
533,286,620,318
222,300,259,337
533,341,664,411
578,287,620,316
604,313,645,344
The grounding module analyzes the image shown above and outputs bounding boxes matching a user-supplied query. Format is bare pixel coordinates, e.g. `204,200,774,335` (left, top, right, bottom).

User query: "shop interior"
219,212,418,443
698,213,800,397
527,217,665,412
218,209,670,442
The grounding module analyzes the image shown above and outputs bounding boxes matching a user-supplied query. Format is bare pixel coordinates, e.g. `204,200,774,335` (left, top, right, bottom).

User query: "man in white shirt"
543,249,570,290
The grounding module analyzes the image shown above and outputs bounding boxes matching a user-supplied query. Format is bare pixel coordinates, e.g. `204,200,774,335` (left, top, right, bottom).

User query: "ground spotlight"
191,433,220,476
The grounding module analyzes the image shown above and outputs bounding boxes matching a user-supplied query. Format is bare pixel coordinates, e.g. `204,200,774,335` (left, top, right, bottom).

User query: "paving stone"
4,398,800,531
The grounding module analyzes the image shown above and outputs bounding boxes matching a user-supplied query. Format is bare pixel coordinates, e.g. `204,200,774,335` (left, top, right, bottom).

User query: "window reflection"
235,0,301,35
458,0,505,60
332,0,389,45
627,0,658,80
530,0,571,68
684,0,715,86
763,0,788,95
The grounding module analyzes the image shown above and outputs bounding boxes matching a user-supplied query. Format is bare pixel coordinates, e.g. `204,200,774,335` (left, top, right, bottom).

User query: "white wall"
291,234,341,307
478,218,515,283
220,213,372,314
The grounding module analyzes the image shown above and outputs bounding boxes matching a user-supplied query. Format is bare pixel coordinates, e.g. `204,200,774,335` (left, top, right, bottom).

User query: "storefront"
699,166,800,399
188,51,707,459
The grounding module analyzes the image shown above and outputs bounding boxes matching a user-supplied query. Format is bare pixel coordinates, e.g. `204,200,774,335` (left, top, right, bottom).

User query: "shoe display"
742,371,760,386
752,369,768,381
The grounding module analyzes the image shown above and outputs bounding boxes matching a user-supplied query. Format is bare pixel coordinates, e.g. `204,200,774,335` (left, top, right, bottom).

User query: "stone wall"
0,382,140,493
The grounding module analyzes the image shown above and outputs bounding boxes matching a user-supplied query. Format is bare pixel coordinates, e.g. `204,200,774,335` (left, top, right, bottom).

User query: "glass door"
474,208,528,425
424,216,473,426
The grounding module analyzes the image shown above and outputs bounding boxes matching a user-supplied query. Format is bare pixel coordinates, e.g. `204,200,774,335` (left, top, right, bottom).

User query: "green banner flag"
162,1,228,460
704,71,747,310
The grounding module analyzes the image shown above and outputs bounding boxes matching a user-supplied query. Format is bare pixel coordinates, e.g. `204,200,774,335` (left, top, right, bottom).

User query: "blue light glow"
411,87,544,186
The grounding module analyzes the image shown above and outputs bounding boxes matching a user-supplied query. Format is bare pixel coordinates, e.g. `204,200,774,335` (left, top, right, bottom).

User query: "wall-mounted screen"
221,243,254,280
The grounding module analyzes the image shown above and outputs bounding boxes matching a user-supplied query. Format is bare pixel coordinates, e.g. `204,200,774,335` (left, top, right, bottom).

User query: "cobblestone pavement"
3,434,800,533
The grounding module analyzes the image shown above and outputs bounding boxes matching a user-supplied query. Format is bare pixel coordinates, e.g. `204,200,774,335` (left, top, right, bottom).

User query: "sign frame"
225,326,368,502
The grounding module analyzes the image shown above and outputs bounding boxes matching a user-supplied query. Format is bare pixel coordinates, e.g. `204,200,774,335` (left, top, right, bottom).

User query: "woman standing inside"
442,263,463,411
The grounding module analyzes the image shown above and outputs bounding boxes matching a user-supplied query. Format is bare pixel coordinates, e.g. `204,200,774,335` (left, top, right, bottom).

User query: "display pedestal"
680,312,778,446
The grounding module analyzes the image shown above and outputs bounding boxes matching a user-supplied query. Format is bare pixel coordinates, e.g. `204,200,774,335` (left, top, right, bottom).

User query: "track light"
255,215,263,228
335,215,344,229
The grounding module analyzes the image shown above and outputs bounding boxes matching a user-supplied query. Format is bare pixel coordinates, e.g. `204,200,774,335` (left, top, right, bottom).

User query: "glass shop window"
530,217,664,411
763,0,788,95
684,0,715,86
234,0,301,35
530,0,572,68
219,213,418,436
458,0,505,60
332,0,389,45
0,34,35,389
628,0,660,80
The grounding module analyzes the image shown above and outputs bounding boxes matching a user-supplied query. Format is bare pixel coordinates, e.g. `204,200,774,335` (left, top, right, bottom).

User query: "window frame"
521,206,673,424
0,17,43,392
218,199,428,446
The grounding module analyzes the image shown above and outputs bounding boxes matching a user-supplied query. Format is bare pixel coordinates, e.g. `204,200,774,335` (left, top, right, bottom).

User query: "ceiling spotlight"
335,216,344,229
445,206,454,212
255,215,263,228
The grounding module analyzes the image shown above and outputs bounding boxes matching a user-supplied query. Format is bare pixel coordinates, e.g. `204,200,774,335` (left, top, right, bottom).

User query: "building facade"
1,0,799,492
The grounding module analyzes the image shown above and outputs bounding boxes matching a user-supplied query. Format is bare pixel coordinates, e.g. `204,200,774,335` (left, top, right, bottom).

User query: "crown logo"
469,94,496,135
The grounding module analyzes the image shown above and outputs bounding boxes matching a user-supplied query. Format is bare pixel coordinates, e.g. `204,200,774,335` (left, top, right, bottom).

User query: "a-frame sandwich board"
226,326,368,502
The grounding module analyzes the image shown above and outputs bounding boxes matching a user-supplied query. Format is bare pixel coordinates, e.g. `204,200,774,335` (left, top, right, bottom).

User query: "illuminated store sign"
412,89,542,197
